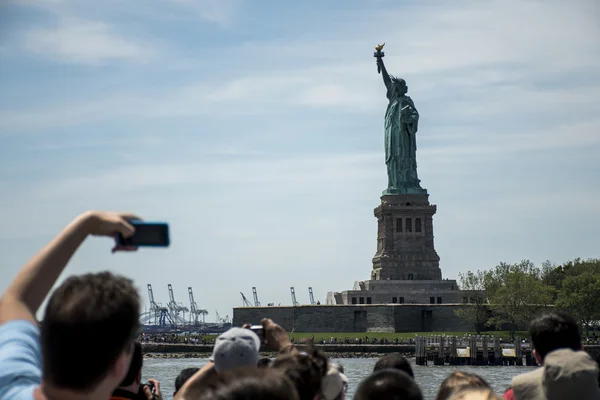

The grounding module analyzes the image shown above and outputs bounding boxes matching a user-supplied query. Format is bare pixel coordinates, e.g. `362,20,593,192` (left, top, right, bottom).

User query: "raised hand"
79,211,142,253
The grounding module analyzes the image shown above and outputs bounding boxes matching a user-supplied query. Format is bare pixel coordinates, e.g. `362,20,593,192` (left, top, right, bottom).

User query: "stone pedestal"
371,193,441,281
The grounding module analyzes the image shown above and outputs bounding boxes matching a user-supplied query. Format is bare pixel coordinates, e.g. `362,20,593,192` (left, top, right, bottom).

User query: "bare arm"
0,211,138,325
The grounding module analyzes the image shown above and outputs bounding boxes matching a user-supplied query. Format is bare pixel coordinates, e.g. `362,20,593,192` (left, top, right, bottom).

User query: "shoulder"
0,321,42,400
512,367,543,385
0,320,41,359
511,368,544,399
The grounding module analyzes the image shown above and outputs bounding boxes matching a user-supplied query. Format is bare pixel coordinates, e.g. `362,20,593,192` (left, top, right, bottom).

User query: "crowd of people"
1,211,599,399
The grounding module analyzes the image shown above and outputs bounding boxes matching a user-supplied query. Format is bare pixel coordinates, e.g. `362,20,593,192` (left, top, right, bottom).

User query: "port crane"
167,284,189,325
140,284,173,326
252,287,261,306
188,287,208,325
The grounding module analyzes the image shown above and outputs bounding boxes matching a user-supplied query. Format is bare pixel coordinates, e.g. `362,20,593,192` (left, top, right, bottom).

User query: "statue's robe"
384,86,421,191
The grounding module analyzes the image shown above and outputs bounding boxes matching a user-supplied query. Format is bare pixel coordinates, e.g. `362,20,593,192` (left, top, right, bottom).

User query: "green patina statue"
374,44,426,195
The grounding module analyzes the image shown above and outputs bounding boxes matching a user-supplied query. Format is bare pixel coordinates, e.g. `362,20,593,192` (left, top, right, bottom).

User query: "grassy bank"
287,331,528,341
166,331,529,343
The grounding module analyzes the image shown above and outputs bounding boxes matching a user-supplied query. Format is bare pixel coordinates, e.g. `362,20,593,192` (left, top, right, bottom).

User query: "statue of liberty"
374,44,426,195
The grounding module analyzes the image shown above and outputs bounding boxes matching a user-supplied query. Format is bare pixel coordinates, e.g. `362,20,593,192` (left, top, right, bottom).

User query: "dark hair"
529,312,581,360
270,343,328,400
355,369,423,400
120,341,143,387
435,371,490,400
187,367,299,400
374,354,414,377
174,367,200,394
41,272,140,390
257,357,272,368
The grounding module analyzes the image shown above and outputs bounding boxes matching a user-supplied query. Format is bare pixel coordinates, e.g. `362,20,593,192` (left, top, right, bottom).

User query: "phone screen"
117,222,170,247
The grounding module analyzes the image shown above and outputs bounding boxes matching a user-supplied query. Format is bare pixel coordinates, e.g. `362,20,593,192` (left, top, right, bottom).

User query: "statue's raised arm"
374,43,392,91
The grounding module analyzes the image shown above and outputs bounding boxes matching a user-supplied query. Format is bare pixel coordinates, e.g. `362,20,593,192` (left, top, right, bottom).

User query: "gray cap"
210,327,261,372
512,349,600,400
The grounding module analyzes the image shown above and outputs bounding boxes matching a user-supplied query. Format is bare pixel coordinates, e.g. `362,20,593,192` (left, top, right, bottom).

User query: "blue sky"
1,0,599,321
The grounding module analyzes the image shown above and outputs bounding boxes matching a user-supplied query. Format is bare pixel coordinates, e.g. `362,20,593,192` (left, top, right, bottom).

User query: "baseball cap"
512,348,600,400
210,327,261,372
321,364,348,400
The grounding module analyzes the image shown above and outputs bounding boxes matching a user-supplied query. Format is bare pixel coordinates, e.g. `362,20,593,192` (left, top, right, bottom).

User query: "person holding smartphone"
0,211,155,400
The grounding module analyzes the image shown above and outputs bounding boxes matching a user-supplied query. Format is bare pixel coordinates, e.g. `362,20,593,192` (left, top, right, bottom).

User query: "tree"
486,261,553,338
555,273,600,336
455,270,488,334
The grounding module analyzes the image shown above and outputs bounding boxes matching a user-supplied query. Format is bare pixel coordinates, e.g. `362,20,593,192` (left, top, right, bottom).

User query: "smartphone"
250,325,264,342
116,221,170,247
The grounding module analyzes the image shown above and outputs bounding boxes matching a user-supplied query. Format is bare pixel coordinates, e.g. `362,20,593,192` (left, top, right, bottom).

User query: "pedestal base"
372,192,441,281
382,187,428,196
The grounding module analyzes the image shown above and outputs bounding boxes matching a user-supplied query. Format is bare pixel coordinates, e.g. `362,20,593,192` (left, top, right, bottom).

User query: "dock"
415,335,536,366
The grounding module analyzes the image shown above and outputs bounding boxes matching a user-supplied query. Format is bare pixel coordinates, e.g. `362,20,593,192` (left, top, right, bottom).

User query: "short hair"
119,341,143,387
41,272,140,390
373,354,414,377
270,344,328,400
529,312,581,360
355,369,423,400
257,357,272,368
436,371,490,400
175,367,200,394
186,367,299,400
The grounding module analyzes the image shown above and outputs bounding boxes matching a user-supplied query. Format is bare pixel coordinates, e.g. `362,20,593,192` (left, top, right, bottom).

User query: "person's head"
448,388,501,400
391,76,408,95
529,311,582,364
510,349,600,399
355,369,423,400
271,345,328,400
174,367,200,396
320,363,348,400
435,371,490,400
116,341,143,393
374,354,414,377
41,272,140,394
186,367,299,400
211,327,261,372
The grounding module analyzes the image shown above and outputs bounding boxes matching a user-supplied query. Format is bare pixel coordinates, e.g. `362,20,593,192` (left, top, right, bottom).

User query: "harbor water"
143,357,537,399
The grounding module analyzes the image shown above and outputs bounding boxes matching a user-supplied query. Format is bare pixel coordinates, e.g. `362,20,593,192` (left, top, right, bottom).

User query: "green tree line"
455,258,600,337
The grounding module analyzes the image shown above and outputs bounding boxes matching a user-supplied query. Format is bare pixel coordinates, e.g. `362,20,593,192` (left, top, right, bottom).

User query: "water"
143,357,536,399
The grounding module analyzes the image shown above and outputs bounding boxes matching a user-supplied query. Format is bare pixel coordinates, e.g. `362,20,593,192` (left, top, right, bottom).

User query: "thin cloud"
21,18,154,64
165,0,242,26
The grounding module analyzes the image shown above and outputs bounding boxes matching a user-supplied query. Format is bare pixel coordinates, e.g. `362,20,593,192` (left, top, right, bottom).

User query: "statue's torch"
374,43,385,74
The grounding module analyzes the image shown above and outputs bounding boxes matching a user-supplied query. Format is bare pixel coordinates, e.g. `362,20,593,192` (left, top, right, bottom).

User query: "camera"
249,325,265,342
137,381,156,400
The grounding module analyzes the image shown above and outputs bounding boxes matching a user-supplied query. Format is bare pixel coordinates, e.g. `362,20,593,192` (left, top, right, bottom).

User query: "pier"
415,335,534,366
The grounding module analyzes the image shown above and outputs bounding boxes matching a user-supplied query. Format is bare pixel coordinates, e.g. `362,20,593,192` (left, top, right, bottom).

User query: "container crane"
188,287,208,325
140,284,172,326
240,292,252,307
167,284,189,325
252,287,261,306
309,287,316,305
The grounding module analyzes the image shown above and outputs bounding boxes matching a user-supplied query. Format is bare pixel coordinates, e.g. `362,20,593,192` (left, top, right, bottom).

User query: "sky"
1,0,599,322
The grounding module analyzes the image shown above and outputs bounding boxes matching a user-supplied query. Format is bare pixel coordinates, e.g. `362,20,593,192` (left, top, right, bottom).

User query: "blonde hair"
435,371,490,400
